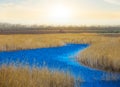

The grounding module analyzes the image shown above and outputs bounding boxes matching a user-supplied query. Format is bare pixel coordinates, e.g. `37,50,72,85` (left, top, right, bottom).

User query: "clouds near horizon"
104,0,120,5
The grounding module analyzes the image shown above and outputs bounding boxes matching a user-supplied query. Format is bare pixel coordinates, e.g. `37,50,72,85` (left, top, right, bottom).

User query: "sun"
48,3,72,24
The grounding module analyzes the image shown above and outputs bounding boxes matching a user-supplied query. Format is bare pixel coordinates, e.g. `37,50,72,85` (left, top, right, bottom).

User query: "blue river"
0,44,120,87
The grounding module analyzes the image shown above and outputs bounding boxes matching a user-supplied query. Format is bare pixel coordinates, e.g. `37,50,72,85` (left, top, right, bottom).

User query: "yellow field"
77,40,120,72
0,65,74,87
0,33,117,51
0,33,120,72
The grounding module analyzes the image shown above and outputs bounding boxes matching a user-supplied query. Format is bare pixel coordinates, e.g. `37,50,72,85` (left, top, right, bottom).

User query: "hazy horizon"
0,0,120,26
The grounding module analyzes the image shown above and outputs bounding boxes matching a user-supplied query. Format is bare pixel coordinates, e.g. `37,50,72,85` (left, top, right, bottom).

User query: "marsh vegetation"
77,41,120,72
0,33,119,51
0,65,74,87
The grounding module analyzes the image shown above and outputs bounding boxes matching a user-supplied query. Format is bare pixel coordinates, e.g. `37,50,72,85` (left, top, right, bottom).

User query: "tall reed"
77,40,120,72
0,65,74,87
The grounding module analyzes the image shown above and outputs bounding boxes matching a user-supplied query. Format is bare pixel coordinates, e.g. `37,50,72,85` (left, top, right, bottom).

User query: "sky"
0,0,120,25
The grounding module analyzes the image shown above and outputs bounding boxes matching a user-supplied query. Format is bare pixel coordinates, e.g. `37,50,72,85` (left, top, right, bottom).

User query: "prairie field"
0,65,74,87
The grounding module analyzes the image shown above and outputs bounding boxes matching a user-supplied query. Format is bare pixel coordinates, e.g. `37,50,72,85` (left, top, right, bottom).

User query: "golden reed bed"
0,65,74,87
0,33,118,51
77,41,120,72
0,33,120,72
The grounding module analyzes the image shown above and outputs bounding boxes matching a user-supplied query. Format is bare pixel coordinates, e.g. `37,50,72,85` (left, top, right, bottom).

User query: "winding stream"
0,44,120,87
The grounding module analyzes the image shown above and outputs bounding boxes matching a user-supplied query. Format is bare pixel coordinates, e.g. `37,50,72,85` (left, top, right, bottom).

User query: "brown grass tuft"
77,40,120,72
0,65,74,87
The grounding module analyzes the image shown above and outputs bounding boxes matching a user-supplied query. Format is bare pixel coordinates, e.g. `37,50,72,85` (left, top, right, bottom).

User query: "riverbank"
0,43,120,87
0,33,120,72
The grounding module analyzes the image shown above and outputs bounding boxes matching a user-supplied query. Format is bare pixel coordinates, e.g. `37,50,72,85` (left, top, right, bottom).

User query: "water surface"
0,44,120,87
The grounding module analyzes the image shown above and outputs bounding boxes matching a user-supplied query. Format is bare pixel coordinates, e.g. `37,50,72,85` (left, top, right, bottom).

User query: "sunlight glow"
48,3,72,24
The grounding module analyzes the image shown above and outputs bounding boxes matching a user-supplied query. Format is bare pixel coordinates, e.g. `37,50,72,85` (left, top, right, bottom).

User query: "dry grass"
0,65,74,87
0,33,116,51
77,40,120,72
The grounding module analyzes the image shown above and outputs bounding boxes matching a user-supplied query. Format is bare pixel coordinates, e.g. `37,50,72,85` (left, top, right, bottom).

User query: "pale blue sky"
0,0,120,25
